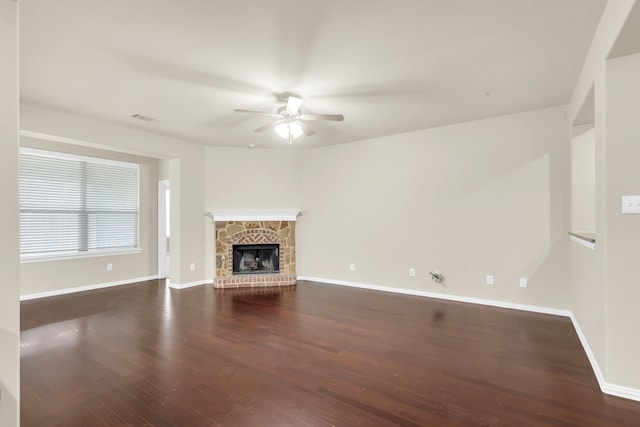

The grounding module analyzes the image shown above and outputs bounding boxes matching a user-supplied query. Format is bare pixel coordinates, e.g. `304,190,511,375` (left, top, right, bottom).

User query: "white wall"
204,146,303,210
298,106,571,309
19,137,159,296
604,52,640,388
0,1,20,425
570,127,596,232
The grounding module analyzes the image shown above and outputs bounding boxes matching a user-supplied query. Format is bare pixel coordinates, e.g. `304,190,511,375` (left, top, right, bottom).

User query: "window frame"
19,147,142,263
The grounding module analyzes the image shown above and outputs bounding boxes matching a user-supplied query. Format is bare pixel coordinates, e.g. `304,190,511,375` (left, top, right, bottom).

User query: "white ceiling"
19,0,607,149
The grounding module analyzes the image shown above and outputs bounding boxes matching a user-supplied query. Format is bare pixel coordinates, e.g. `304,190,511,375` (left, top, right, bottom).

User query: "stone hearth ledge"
213,273,297,289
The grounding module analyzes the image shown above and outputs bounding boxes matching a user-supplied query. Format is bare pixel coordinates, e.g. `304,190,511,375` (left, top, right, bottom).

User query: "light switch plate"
621,195,640,214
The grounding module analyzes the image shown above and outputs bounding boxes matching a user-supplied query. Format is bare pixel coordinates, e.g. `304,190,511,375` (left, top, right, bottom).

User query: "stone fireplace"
207,211,299,288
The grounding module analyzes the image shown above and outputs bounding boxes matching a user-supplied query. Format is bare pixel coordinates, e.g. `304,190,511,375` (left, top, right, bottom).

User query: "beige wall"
19,137,159,296
20,104,207,288
570,127,596,232
159,159,171,181
0,0,20,425
604,52,640,388
298,106,571,309
203,146,303,278
204,146,303,210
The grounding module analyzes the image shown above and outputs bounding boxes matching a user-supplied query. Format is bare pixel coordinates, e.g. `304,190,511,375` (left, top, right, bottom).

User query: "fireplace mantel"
205,210,300,222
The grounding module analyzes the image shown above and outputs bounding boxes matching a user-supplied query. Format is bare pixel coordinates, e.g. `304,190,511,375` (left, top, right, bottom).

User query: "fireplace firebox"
232,244,280,275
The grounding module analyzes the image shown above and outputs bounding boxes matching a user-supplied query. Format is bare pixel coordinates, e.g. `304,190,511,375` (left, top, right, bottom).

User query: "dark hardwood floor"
20,280,640,426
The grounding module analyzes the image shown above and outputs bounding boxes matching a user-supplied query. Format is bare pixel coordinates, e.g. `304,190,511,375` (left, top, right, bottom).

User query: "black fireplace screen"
232,244,280,275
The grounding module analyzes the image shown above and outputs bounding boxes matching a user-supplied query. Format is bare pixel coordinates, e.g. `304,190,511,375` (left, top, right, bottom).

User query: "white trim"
569,313,640,402
168,279,212,290
603,382,640,402
569,313,606,390
570,235,596,250
158,179,170,278
20,275,159,301
297,276,571,317
20,247,142,263
205,210,301,222
297,276,640,402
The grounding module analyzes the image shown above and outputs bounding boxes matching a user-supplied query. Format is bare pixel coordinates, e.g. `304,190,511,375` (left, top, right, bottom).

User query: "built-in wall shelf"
569,232,596,250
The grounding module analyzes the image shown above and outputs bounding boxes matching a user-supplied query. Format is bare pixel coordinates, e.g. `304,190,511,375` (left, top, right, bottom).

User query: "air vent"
130,114,159,123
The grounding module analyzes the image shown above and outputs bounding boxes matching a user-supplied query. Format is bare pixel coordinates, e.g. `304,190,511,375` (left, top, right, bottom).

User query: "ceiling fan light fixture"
275,121,303,139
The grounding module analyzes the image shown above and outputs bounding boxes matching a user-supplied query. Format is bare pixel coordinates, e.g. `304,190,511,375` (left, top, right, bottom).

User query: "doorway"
158,179,170,279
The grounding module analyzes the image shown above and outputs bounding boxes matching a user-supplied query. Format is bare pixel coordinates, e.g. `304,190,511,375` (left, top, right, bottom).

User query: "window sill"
569,232,596,250
20,248,142,263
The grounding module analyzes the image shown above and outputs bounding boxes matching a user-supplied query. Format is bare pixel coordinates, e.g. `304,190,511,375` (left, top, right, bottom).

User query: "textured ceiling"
19,0,607,149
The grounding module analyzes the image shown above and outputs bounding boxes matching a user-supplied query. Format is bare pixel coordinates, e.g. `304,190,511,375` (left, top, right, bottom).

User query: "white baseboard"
568,313,607,391
20,275,160,301
168,279,212,290
602,382,640,402
569,314,640,402
297,276,571,317
298,276,640,402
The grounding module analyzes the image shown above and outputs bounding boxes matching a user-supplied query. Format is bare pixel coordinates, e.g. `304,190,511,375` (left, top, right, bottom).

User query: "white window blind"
20,149,139,258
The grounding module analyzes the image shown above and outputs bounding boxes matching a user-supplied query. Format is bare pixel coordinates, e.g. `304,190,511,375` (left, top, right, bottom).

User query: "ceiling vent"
130,113,159,123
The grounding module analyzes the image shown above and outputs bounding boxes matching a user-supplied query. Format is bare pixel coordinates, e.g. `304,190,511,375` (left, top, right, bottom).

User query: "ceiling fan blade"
253,119,285,133
286,96,303,114
298,121,316,136
234,109,280,117
298,113,344,121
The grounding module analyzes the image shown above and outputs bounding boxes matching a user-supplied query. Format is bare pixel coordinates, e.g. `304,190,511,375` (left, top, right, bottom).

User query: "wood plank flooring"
20,280,640,426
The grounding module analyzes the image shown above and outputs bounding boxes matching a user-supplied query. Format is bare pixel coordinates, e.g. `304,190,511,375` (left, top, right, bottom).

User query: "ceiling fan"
234,93,344,144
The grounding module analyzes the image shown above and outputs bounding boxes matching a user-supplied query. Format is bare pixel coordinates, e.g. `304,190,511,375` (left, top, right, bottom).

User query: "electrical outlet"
409,268,416,277
520,278,528,288
349,263,355,271
107,263,113,271
190,263,196,271
486,275,494,285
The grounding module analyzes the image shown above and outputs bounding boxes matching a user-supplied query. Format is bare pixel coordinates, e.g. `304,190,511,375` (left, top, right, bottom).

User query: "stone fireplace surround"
207,211,299,288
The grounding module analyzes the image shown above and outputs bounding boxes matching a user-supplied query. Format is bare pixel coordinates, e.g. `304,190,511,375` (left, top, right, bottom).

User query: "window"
20,148,139,260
